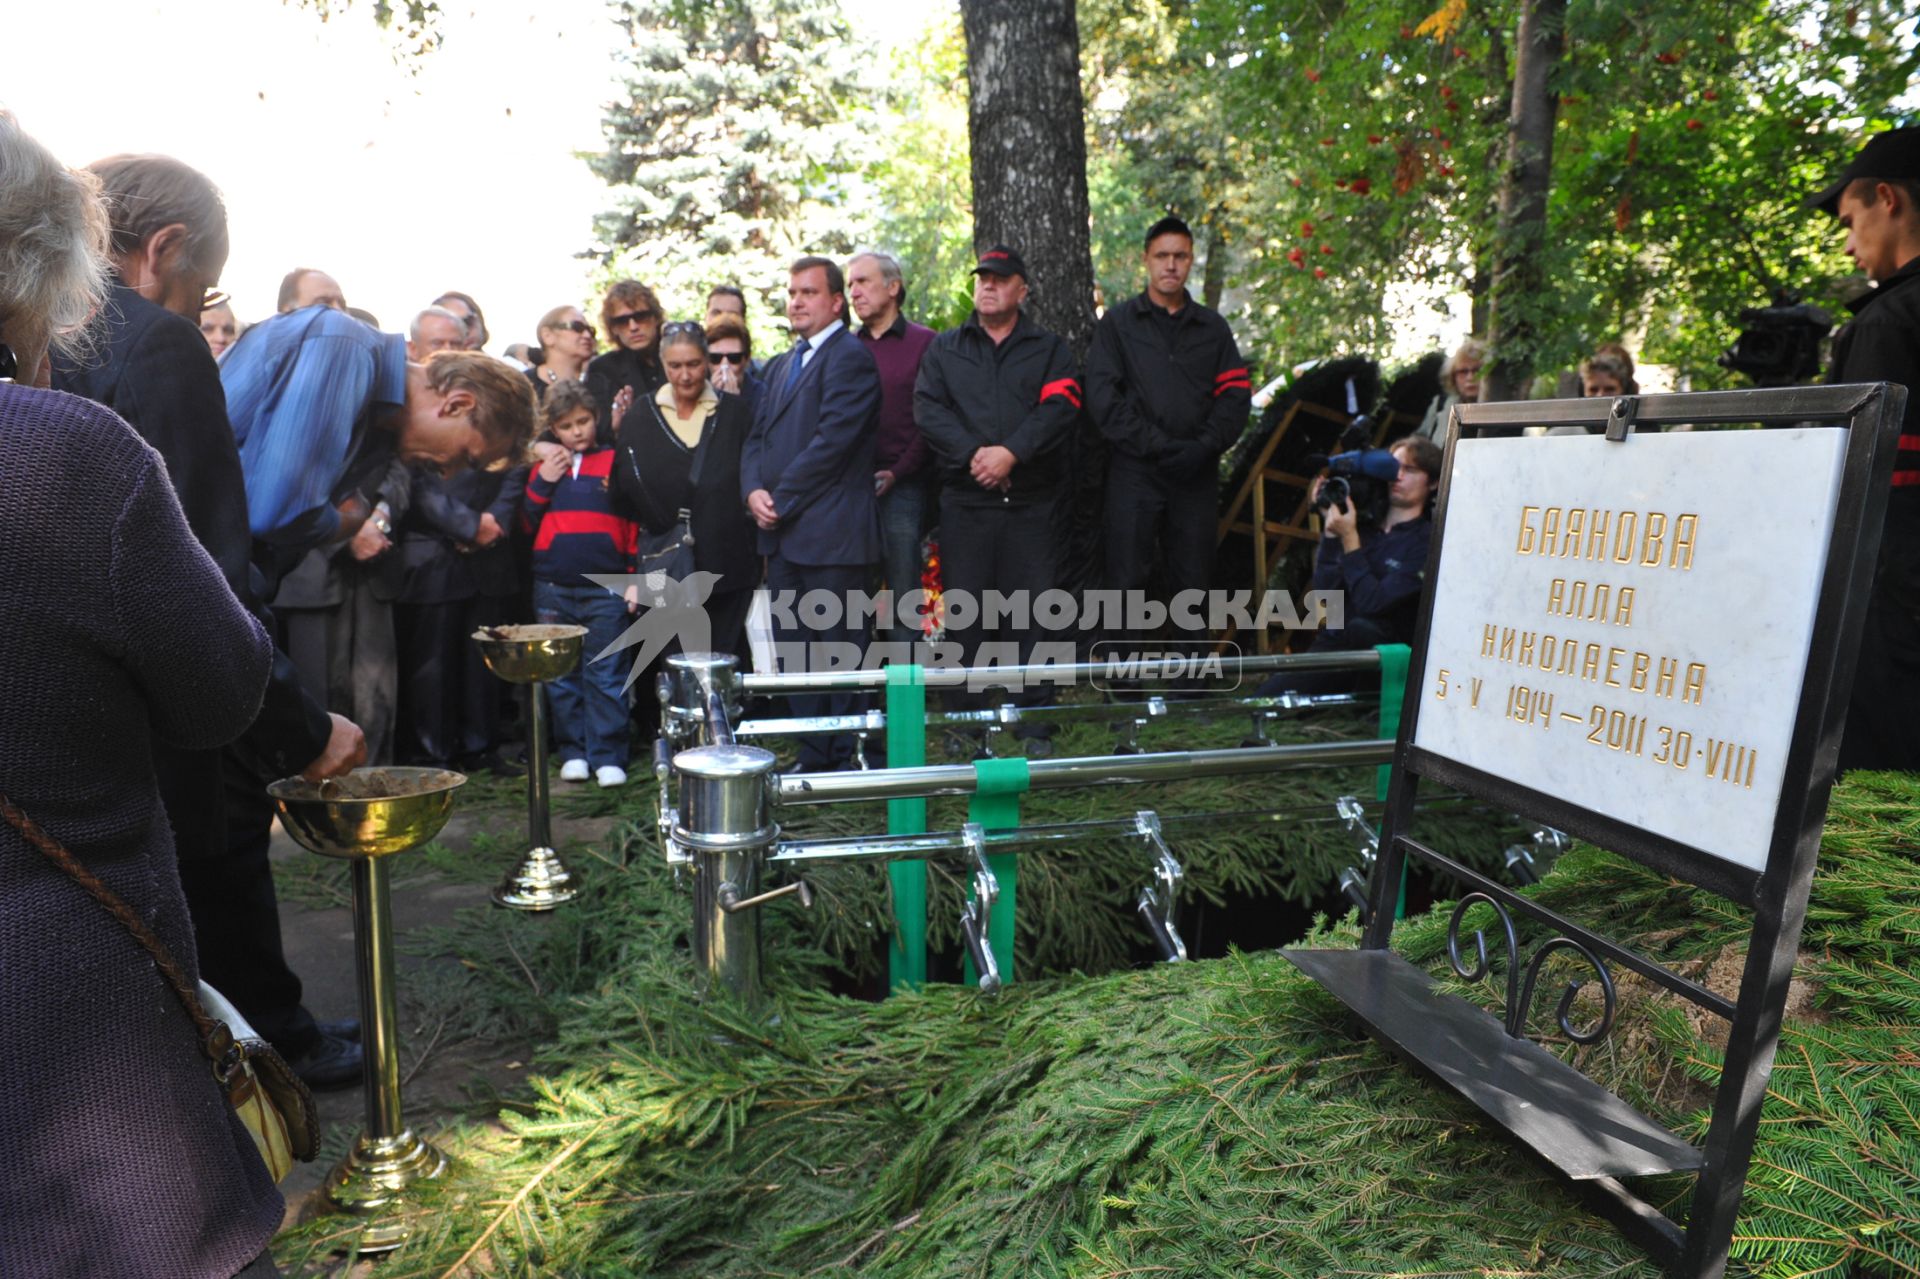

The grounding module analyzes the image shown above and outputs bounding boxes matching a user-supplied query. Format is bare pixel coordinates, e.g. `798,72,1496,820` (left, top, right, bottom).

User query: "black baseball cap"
971,244,1028,279
1807,127,1920,215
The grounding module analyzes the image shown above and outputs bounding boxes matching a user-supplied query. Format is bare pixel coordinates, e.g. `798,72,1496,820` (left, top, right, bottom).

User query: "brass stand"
474,624,589,911
268,767,464,1253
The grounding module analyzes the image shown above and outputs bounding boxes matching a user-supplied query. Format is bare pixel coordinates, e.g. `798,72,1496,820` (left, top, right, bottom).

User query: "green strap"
1374,643,1411,918
965,756,1029,986
885,665,928,992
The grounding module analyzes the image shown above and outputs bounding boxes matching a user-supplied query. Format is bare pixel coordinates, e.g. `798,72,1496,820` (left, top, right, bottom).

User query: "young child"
525,382,638,787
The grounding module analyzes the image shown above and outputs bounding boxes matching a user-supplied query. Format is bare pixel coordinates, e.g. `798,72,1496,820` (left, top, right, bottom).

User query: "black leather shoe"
287,1029,364,1091
315,1017,360,1041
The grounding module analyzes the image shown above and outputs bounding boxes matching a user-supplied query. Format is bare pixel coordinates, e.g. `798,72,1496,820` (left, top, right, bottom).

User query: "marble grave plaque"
1413,429,1847,872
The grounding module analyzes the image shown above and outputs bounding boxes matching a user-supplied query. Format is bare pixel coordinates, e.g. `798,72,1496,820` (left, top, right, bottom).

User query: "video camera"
1309,419,1401,528
1719,289,1832,387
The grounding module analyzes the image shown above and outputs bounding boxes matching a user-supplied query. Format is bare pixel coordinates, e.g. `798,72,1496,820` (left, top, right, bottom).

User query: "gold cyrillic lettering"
1605,646,1625,688
1642,512,1668,567
1684,662,1706,705
1517,506,1540,554
1560,507,1585,556
1630,651,1650,692
1673,514,1698,570
1614,512,1637,563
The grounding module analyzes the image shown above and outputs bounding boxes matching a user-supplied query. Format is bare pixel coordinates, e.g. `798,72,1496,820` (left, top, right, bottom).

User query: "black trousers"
1839,565,1920,772
767,555,869,771
175,758,319,1059
395,594,503,766
939,491,1061,723
1104,454,1218,645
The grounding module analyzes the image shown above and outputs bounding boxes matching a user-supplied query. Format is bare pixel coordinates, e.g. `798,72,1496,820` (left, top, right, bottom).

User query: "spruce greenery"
273,733,1920,1277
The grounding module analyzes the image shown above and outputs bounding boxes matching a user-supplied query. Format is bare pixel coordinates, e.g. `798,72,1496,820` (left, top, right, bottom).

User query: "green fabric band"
885,665,928,992
965,756,1029,985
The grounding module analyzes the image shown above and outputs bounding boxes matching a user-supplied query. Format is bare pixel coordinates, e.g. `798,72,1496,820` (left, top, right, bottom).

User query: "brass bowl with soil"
472,623,588,684
268,767,466,860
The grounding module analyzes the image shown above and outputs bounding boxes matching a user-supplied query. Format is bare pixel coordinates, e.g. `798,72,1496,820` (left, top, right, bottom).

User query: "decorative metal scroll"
1446,893,1618,1045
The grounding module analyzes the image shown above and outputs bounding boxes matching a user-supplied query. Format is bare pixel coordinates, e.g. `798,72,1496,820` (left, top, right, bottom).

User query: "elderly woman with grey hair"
0,111,284,1278
1415,336,1486,447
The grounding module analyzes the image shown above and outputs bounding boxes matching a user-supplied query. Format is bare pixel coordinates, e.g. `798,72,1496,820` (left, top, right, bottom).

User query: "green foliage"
858,7,979,334
274,745,1920,1276
1081,0,1919,386
585,0,880,344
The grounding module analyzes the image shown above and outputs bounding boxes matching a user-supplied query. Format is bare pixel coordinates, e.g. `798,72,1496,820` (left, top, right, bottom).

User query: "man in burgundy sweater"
849,250,938,648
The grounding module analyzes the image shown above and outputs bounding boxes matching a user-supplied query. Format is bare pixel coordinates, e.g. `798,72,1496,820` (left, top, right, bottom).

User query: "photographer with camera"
1255,431,1439,696
1808,127,1920,771
1307,432,1441,652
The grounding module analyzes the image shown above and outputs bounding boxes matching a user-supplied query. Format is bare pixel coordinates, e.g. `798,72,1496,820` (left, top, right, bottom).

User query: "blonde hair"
1440,337,1487,392
423,350,538,458
0,110,111,363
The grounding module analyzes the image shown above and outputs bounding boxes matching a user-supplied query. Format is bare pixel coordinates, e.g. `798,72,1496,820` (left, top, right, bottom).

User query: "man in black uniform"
1809,127,1920,771
1086,215,1251,641
914,245,1082,752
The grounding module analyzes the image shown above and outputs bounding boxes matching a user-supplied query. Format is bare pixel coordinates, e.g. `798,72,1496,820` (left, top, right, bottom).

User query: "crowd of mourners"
4,105,1919,1279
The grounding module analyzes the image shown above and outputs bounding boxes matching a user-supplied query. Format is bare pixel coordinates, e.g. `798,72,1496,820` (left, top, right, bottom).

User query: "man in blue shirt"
223,304,538,767
222,307,537,561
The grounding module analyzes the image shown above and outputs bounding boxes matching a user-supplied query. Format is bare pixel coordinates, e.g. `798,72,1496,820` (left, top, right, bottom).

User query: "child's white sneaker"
595,765,628,788
559,758,590,782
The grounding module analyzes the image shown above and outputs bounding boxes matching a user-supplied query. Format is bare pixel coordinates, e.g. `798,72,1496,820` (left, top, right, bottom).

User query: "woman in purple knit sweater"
0,112,284,1278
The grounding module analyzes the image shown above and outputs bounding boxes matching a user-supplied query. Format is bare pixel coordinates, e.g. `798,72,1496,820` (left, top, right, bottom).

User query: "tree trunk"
1201,220,1227,311
1481,0,1565,403
959,0,1097,359
961,0,1106,607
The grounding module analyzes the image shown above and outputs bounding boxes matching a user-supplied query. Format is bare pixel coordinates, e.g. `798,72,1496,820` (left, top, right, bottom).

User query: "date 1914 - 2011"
1432,670,1756,789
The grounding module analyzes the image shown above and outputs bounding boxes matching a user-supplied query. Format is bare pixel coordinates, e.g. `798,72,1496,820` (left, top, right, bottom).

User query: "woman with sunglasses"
704,314,761,418
587,278,666,442
612,320,759,676
529,304,596,398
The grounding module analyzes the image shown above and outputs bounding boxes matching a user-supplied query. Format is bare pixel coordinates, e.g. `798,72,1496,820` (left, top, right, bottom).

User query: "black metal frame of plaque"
1284,383,1906,1278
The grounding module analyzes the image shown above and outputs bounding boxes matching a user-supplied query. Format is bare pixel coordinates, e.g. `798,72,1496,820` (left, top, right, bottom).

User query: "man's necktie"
786,338,810,388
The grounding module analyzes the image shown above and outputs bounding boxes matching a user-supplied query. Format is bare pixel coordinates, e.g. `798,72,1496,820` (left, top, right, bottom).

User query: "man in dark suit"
50,153,366,1089
742,255,883,770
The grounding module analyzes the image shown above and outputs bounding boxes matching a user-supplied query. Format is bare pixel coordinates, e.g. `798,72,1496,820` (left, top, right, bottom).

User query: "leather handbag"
0,793,320,1182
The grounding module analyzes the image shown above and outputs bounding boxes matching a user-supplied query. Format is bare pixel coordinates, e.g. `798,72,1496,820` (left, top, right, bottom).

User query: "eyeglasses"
199,287,229,313
709,351,747,366
608,310,658,328
661,319,704,338
555,320,596,337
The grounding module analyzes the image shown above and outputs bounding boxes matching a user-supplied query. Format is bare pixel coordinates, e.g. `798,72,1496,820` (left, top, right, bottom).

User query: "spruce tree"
587,0,875,334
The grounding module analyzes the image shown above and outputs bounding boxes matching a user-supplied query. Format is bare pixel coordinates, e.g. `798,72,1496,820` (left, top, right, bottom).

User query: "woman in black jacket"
613,319,760,665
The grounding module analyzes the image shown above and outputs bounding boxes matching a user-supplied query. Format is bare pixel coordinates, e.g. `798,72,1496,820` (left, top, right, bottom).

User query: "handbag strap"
626,396,710,525
0,791,239,1077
